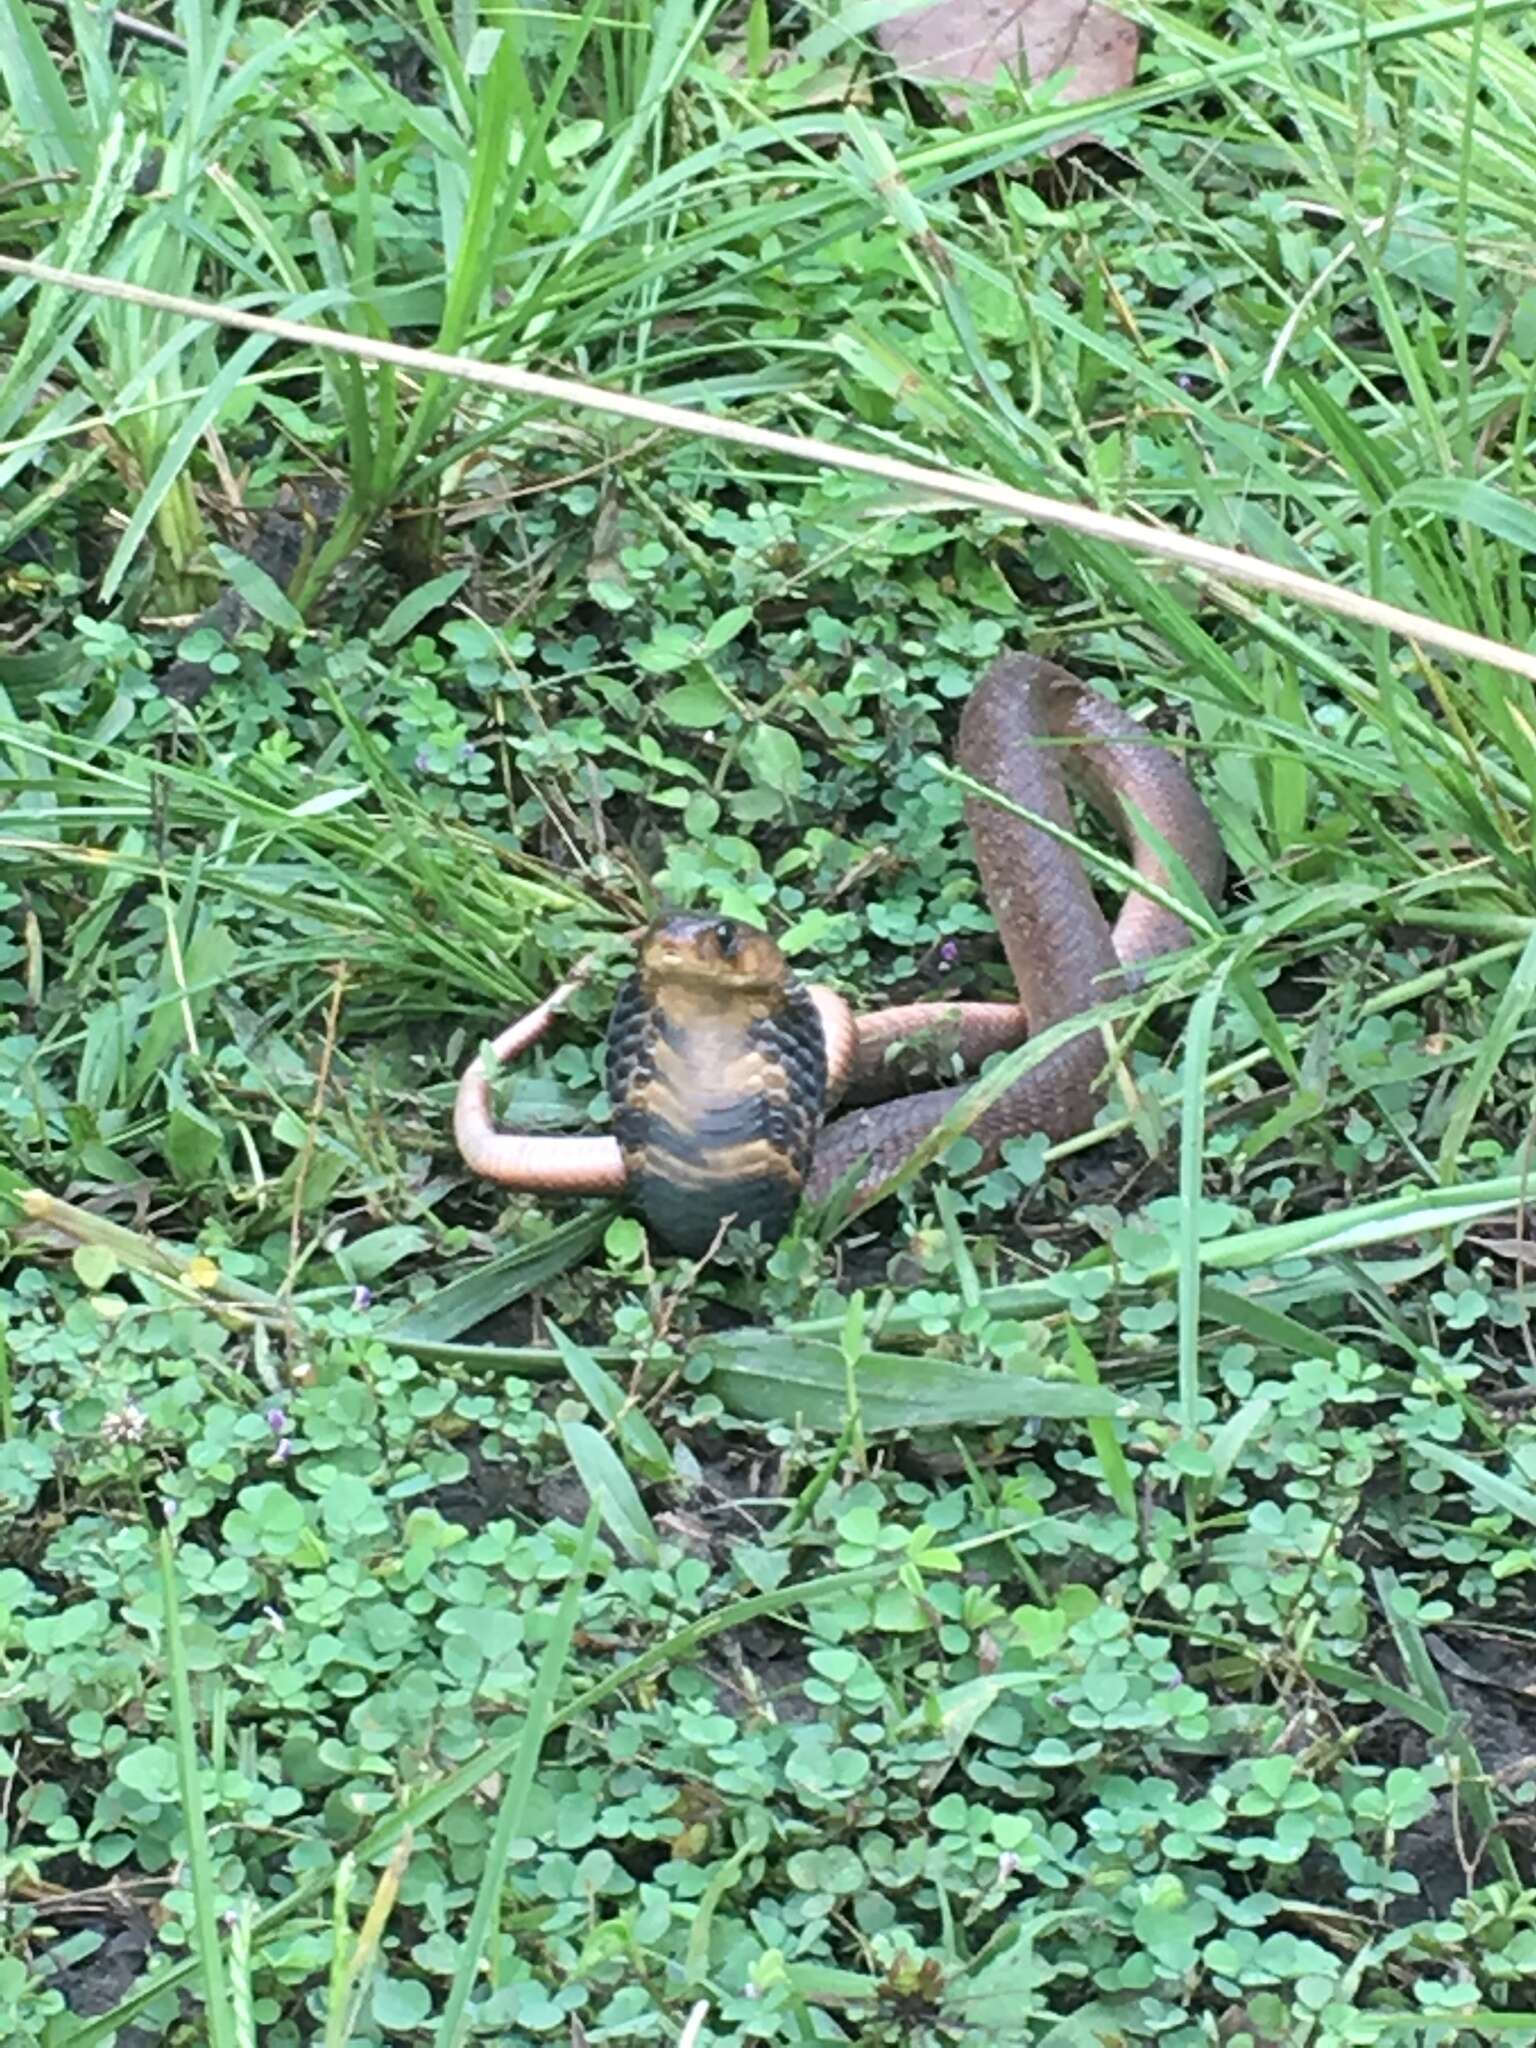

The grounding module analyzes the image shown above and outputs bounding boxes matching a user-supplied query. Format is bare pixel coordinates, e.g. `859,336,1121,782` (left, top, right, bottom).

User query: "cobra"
453,655,1226,1254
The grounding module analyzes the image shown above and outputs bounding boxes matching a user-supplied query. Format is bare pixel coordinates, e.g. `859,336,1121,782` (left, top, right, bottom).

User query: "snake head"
637,913,789,1001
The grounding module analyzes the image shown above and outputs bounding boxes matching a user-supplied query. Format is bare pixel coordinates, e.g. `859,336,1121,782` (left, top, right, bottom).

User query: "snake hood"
605,913,829,1256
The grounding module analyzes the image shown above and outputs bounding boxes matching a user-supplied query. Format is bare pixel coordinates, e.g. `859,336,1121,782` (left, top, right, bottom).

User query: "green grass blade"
1374,1565,1521,1889
98,326,275,602
432,1506,633,2045
158,1522,237,2048
0,0,91,175
1411,1441,1536,1529
1435,927,1536,1181
1064,1324,1135,1520
1176,973,1227,1441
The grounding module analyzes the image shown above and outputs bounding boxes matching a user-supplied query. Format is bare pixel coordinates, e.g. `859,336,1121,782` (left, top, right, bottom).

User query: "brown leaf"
1470,1234,1536,1269
877,0,1139,147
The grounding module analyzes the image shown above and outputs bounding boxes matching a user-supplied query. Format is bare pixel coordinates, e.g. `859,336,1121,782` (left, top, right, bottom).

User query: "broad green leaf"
658,677,733,728
742,723,803,796
699,603,753,653
385,1214,611,1342
696,1332,1128,1434
209,541,305,633
547,1323,673,1479
375,568,471,647
548,118,605,165
557,1420,659,1564
163,1101,223,1185
72,1244,119,1291
334,1225,432,1284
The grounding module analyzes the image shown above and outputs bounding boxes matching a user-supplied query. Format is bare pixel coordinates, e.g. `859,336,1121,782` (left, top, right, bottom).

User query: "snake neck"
646,974,777,1056
607,971,828,1256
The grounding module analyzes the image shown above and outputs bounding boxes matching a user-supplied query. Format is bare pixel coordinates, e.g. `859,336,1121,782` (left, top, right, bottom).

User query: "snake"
453,654,1226,1254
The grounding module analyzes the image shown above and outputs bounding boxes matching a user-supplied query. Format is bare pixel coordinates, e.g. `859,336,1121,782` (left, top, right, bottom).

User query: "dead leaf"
876,0,1139,150
1470,1234,1536,1269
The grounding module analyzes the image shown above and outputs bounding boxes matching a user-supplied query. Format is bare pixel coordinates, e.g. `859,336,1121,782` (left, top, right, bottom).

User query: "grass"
4,0,1536,2042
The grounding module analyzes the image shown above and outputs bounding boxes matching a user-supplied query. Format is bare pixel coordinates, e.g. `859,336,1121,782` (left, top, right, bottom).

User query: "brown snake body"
453,655,1226,1251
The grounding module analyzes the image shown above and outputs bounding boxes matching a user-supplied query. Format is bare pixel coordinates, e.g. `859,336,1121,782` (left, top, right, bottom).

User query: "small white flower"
102,1400,148,1445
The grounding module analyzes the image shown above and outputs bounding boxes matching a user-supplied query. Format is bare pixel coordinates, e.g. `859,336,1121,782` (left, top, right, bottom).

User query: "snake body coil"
452,655,1227,1248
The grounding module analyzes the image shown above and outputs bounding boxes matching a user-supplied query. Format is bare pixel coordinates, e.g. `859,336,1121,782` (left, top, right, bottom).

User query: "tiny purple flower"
938,939,960,969
266,1407,289,1436
351,1284,373,1311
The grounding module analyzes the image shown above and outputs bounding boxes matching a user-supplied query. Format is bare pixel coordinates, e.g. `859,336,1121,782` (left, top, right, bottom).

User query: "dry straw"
6,253,1536,686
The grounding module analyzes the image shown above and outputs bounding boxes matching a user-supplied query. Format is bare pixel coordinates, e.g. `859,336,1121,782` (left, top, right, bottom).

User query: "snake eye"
713,921,737,959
